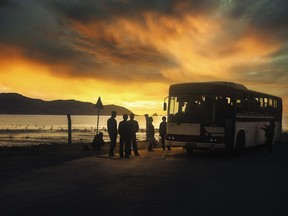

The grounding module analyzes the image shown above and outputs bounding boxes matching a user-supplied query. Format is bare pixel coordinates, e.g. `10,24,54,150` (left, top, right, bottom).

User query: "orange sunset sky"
0,0,287,117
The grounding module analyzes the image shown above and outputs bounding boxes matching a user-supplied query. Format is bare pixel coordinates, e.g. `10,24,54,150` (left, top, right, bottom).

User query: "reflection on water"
0,115,163,147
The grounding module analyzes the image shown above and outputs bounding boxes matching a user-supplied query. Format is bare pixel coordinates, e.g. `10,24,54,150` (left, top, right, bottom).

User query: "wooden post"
96,109,100,134
67,114,72,144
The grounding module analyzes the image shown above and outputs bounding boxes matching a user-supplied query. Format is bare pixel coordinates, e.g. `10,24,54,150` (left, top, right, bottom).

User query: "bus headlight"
209,137,224,143
167,136,175,140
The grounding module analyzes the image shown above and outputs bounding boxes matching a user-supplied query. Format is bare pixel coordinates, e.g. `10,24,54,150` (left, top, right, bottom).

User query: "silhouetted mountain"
0,93,133,115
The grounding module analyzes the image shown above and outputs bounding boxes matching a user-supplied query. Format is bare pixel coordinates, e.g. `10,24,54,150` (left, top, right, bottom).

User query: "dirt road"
1,140,288,216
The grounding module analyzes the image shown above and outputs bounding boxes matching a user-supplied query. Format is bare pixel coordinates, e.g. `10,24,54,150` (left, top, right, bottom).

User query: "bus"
164,82,282,153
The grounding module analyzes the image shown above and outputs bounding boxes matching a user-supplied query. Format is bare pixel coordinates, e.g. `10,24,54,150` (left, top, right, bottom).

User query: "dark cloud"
269,45,288,58
0,0,181,82
89,36,178,67
230,60,288,86
51,0,220,22
225,0,288,40
0,1,70,58
268,46,288,72
0,0,17,7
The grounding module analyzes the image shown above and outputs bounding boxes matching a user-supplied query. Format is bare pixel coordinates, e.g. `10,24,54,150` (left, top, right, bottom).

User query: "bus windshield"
168,94,233,125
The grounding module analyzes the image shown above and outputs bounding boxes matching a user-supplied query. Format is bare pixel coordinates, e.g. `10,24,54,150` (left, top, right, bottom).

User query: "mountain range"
0,93,133,115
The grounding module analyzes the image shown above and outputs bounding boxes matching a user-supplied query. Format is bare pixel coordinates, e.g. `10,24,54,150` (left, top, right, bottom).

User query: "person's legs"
109,136,116,156
124,138,131,158
148,137,154,151
119,137,124,158
131,135,139,155
267,138,273,153
161,136,165,150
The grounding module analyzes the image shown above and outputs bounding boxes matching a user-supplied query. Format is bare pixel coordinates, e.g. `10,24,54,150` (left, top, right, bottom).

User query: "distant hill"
0,93,133,115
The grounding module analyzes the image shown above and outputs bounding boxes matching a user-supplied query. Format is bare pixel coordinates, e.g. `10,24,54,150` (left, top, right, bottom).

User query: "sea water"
0,115,163,147
0,114,287,147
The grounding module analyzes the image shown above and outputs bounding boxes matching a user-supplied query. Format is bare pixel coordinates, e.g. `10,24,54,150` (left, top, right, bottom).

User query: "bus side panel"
235,121,266,147
167,123,200,136
224,118,235,150
274,122,282,144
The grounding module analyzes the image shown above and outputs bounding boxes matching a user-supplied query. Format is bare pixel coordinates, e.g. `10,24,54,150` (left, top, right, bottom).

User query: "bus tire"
186,147,194,155
235,131,245,155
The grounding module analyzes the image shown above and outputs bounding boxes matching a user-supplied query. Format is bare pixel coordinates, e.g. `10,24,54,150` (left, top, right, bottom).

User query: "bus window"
259,97,264,108
236,98,242,113
269,98,273,107
168,97,177,115
254,97,260,113
168,95,210,123
249,100,255,113
243,99,249,113
273,99,278,108
264,97,268,107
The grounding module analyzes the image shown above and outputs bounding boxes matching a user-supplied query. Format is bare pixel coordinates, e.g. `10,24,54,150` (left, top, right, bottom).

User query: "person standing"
147,116,155,151
261,120,275,153
107,111,117,156
129,113,140,156
159,116,171,150
118,114,131,158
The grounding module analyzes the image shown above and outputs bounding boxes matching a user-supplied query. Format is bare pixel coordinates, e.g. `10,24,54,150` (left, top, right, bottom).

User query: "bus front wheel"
187,148,194,154
185,146,194,155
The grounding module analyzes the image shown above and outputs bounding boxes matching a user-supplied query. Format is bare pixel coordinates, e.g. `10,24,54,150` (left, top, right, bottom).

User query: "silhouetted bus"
163,82,282,153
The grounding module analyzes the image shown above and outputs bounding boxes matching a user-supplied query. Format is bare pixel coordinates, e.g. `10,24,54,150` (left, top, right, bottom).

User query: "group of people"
92,111,170,158
108,111,143,158
112,112,140,158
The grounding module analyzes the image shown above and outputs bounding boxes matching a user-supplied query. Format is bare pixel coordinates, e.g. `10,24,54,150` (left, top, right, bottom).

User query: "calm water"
0,114,287,147
0,115,163,146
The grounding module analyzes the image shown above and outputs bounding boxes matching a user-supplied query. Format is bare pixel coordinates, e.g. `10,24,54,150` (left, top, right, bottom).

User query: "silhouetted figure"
261,120,275,153
107,111,117,156
144,114,149,140
129,113,140,156
92,132,105,150
147,117,155,151
159,116,171,150
118,114,131,158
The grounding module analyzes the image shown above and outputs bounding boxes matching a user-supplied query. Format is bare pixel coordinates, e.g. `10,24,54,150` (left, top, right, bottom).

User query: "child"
92,132,105,150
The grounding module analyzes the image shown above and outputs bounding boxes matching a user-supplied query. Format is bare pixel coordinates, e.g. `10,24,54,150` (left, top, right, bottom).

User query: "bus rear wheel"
235,132,245,155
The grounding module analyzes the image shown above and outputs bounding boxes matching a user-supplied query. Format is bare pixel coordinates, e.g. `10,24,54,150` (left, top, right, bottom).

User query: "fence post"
67,114,72,144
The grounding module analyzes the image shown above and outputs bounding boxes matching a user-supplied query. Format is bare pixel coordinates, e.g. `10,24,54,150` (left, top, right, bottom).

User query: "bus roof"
169,82,281,99
170,82,247,92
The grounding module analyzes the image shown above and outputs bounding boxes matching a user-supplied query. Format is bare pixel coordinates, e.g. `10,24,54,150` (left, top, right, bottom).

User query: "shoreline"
1,131,287,148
